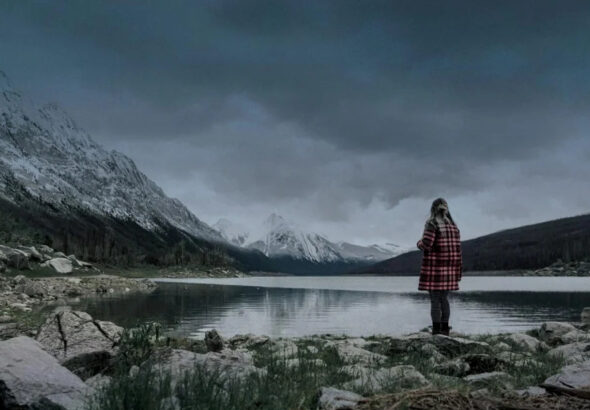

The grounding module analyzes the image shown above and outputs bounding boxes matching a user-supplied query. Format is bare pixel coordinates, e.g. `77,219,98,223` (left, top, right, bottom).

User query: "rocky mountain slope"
0,71,221,242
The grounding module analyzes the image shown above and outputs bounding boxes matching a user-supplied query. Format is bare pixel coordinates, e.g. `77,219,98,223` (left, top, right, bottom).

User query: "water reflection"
71,279,590,339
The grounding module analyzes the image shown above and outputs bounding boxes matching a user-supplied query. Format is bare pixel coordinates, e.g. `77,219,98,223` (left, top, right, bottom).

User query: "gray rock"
54,251,68,258
494,342,511,351
0,336,90,409
515,386,547,397
429,335,490,357
544,360,590,390
461,353,504,374
20,280,46,298
0,260,6,273
343,365,429,393
17,246,43,261
5,248,30,270
85,374,111,390
548,342,590,364
505,333,545,352
37,244,55,254
434,359,470,377
582,307,590,324
560,329,590,345
154,348,263,388
269,339,299,358
36,310,122,379
44,257,74,274
228,333,270,349
317,387,365,410
0,322,18,340
464,371,513,389
538,322,577,345
330,341,387,365
204,329,224,352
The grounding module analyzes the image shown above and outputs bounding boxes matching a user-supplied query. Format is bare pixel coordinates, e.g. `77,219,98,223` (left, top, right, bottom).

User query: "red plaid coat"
417,219,462,291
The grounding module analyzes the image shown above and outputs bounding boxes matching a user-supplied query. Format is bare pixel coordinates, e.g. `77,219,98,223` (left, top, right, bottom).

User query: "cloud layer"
1,1,589,246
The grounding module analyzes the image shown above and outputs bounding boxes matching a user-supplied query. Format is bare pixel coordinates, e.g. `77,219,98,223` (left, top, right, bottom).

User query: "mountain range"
0,70,400,272
2,70,587,275
215,214,404,263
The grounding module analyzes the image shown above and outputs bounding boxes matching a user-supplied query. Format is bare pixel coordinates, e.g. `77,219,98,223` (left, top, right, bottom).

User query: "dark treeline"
362,213,590,274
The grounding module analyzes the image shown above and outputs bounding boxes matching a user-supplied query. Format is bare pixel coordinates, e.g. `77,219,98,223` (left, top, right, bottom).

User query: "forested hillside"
362,213,590,274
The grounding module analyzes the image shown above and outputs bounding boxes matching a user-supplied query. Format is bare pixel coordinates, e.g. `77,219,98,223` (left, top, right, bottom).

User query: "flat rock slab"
342,365,429,393
37,310,122,379
0,336,90,409
44,257,73,274
544,360,590,390
331,342,388,365
154,348,263,388
317,387,365,410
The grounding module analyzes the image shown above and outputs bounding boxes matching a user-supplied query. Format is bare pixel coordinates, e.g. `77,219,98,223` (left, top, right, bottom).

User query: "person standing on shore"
417,198,462,336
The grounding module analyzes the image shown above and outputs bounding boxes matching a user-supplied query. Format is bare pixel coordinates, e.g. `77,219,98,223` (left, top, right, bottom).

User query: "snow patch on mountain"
213,218,250,246
238,214,405,263
0,70,222,241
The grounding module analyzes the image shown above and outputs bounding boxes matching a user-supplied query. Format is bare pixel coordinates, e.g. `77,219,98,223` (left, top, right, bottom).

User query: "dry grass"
357,388,590,410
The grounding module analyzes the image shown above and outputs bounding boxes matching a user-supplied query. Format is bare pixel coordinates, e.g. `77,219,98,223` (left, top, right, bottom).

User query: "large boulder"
43,257,74,274
3,247,30,270
204,329,224,352
16,246,43,261
543,360,590,391
538,322,577,345
548,342,590,364
0,336,90,409
505,333,546,352
36,310,122,379
317,387,365,410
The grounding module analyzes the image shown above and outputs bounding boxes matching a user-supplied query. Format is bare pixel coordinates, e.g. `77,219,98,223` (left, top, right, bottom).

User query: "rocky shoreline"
0,274,157,339
2,302,590,409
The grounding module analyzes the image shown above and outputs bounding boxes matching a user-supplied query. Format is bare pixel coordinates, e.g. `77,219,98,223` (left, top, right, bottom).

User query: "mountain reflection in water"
70,278,590,339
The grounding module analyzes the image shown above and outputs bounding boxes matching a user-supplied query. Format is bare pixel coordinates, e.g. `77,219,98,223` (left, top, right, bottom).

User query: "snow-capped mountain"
242,214,404,263
247,214,342,263
335,241,405,262
213,218,249,246
0,70,222,241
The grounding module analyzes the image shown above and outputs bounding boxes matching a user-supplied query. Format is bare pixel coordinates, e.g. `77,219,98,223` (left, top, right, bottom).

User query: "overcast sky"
1,1,589,247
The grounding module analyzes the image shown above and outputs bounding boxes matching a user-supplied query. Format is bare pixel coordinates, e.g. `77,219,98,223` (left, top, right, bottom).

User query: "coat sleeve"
417,222,437,251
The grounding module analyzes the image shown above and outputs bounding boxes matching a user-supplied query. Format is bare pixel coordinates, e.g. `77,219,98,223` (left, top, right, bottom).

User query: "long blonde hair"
428,198,456,226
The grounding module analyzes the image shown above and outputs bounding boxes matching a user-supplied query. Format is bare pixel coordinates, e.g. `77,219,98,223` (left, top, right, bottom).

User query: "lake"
70,276,590,339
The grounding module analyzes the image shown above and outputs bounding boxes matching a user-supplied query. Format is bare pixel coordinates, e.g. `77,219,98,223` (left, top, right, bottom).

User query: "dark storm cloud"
1,1,589,242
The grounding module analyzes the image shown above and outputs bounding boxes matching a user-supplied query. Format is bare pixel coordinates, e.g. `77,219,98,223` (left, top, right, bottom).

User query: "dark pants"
429,290,450,323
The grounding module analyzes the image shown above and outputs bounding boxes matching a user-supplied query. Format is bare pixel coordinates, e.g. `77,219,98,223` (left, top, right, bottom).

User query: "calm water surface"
71,276,590,339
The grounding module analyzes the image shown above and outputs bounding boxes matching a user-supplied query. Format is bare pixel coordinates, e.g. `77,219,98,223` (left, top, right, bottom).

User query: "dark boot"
432,322,441,335
440,322,450,336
